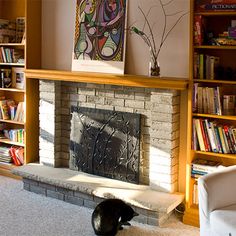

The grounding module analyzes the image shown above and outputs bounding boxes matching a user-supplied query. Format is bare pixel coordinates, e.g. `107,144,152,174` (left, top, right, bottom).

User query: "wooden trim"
25,69,189,90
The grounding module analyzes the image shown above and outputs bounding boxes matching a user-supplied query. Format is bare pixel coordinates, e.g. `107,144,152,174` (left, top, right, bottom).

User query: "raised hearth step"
13,163,184,226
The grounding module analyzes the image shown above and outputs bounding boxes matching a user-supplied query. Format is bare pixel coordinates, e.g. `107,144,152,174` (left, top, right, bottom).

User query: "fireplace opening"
69,106,141,184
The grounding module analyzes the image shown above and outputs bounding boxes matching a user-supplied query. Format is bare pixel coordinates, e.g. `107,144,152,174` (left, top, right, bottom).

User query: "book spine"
194,118,206,151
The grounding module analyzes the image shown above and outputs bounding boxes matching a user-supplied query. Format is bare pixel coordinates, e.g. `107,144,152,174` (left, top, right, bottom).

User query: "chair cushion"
210,204,236,236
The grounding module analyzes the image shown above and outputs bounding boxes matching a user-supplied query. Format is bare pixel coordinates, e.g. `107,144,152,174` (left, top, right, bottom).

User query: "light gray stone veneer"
39,81,180,193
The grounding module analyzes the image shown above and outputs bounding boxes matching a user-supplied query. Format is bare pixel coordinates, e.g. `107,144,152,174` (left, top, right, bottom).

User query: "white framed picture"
72,0,128,74
12,67,25,90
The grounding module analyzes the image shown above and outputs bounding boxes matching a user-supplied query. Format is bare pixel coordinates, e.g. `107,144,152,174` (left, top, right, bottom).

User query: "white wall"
42,0,190,78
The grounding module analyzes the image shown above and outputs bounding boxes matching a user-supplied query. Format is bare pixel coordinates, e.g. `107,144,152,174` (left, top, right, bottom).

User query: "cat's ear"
133,211,139,217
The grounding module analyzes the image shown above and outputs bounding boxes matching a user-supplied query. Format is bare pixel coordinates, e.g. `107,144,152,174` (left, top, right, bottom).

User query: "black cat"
91,198,139,236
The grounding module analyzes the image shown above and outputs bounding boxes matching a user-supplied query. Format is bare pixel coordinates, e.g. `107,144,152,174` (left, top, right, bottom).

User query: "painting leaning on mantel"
41,0,189,78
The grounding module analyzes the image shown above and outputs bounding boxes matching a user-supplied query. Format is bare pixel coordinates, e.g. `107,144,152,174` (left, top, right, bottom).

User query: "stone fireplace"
39,80,180,193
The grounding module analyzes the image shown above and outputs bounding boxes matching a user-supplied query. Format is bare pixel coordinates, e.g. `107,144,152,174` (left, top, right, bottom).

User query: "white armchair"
198,165,236,236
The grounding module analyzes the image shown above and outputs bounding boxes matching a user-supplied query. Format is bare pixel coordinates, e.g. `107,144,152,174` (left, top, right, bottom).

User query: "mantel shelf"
25,69,189,90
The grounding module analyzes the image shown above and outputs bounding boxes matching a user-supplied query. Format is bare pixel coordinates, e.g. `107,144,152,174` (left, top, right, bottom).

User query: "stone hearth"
13,164,184,226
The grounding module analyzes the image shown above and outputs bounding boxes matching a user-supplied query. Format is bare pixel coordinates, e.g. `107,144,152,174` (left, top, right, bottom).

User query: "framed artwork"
12,67,24,89
72,0,128,74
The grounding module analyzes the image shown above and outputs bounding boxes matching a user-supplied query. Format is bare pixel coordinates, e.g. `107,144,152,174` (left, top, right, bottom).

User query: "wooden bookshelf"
185,0,236,227
0,0,41,176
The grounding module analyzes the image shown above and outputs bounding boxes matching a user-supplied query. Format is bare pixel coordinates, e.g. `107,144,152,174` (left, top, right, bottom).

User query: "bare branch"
138,6,157,56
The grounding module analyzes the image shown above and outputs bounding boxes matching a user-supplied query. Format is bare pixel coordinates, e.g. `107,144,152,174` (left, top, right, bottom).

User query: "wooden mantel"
25,69,189,90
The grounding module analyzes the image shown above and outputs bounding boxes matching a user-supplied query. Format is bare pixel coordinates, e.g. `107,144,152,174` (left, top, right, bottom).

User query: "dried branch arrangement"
128,0,188,76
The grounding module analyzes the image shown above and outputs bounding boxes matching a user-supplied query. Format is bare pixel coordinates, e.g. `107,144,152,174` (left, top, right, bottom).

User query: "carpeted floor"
0,176,200,236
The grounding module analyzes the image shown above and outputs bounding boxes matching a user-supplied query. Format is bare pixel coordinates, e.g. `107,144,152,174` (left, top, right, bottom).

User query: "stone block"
86,95,105,104
133,214,148,224
114,106,133,113
134,92,150,101
47,189,65,201
78,88,95,96
23,182,30,191
84,199,97,209
23,178,39,186
56,186,74,196
74,191,94,201
105,97,124,107
125,100,145,109
30,185,46,196
115,90,134,99
65,195,84,206
95,104,114,110
39,182,56,191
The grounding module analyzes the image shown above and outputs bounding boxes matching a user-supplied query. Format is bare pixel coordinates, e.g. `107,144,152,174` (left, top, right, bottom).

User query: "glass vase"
149,59,160,77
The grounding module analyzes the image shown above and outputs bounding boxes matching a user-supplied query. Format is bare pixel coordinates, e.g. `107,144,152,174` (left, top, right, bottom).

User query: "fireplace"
39,80,180,193
69,106,141,184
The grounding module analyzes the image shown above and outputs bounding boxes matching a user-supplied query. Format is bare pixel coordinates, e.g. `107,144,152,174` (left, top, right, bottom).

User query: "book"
192,158,223,172
223,95,235,116
9,146,22,166
194,118,206,151
12,67,25,89
195,0,236,11
14,102,23,121
194,15,204,45
197,86,203,113
199,54,205,79
218,126,229,153
204,119,218,152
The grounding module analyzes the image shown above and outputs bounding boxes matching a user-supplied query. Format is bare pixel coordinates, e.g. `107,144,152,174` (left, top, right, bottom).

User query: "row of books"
191,157,225,205
0,99,25,122
0,67,25,89
0,146,24,166
0,19,16,43
0,18,25,43
195,0,236,12
193,118,236,154
0,47,24,64
191,158,224,178
0,145,12,163
193,84,222,115
2,129,24,144
193,52,220,80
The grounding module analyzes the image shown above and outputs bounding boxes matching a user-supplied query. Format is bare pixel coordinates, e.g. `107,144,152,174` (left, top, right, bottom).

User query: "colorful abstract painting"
72,0,128,74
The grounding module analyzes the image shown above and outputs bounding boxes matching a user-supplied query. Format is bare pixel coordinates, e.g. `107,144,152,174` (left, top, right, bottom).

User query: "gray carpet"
0,176,199,236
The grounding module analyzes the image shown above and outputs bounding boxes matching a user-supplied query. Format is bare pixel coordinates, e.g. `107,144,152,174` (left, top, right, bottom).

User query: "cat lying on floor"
91,198,139,236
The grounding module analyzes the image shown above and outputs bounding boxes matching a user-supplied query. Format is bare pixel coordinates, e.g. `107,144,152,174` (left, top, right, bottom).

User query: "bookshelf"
0,0,41,177
184,0,236,227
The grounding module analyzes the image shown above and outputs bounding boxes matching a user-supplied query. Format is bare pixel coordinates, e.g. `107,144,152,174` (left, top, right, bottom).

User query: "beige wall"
42,0,190,78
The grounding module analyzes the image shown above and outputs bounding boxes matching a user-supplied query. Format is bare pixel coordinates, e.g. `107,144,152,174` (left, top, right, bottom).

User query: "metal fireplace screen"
69,106,141,184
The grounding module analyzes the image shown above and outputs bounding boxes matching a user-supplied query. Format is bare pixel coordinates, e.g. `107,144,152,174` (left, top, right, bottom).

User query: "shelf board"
0,87,25,92
193,79,236,85
0,43,25,47
194,45,236,50
0,62,25,66
25,69,189,90
0,138,24,147
195,11,236,16
0,162,15,171
194,150,236,159
0,162,21,179
0,119,24,125
193,113,236,121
